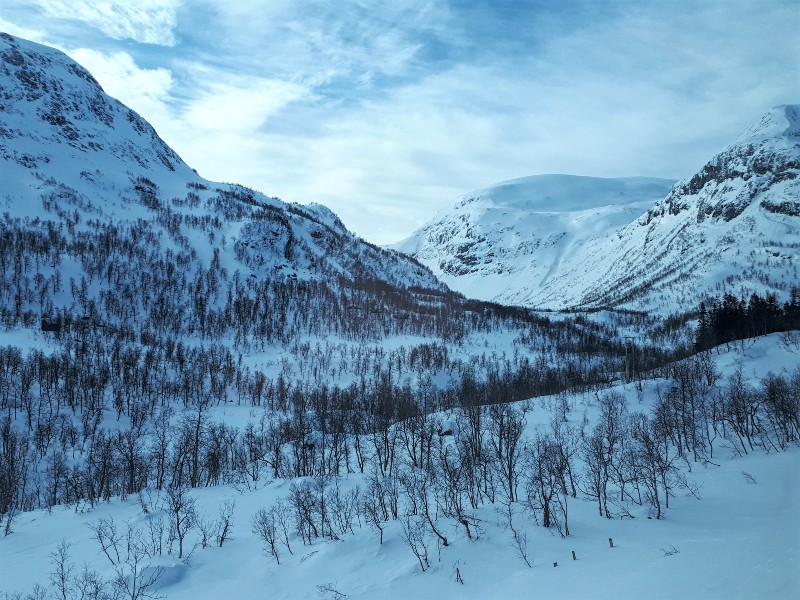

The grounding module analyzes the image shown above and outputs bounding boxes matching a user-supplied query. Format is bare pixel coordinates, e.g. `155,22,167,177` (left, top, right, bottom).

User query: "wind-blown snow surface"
2,334,798,600
395,106,800,313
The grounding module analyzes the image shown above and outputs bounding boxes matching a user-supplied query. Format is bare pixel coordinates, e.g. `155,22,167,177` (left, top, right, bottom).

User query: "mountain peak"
653,103,800,225
1,33,446,293
733,104,800,145
392,175,675,302
1,32,102,92
0,31,190,193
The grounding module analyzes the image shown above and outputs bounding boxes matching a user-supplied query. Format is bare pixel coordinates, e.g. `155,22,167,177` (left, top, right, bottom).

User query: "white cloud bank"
183,77,310,133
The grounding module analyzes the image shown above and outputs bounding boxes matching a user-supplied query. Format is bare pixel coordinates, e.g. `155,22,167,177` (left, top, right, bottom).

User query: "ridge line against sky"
1,0,798,245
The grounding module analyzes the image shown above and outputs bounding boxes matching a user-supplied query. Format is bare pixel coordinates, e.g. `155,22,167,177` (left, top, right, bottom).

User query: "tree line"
695,288,800,350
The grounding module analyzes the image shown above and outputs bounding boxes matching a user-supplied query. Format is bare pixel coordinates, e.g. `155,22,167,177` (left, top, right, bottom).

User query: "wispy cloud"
33,0,179,46
2,0,798,243
0,16,50,45
181,76,310,132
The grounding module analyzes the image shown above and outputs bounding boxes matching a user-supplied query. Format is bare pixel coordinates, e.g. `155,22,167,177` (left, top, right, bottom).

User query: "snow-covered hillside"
0,33,667,537
1,32,798,600
2,333,798,600
395,106,800,313
392,176,675,305
0,32,444,293
0,33,656,420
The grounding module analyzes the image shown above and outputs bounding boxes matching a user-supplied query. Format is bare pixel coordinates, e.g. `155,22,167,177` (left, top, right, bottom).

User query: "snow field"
2,334,798,600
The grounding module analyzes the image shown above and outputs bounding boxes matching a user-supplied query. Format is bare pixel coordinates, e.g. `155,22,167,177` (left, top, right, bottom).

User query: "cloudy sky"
2,1,798,244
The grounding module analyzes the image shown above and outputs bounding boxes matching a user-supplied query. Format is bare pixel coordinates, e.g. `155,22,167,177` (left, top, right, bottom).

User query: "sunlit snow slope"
392,175,675,306
396,106,800,313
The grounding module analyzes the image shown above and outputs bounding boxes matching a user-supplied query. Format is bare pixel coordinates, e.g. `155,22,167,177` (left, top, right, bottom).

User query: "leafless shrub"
741,471,758,485
660,544,680,557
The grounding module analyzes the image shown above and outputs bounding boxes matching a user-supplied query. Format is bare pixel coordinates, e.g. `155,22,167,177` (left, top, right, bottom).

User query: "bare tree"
110,530,164,600
215,499,235,547
581,392,627,518
502,500,532,568
362,482,386,544
49,540,75,600
1,416,31,536
89,516,123,566
329,480,360,537
487,403,526,503
289,480,320,545
75,564,115,600
166,486,196,559
273,498,294,556
90,519,164,600
525,432,570,537
252,506,282,564
719,368,761,456
761,370,800,449
630,412,682,519
400,514,430,572
400,466,448,548
437,442,478,540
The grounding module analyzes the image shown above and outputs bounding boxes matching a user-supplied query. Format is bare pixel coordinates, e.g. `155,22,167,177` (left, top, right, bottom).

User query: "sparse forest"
1,177,799,600
0,178,690,521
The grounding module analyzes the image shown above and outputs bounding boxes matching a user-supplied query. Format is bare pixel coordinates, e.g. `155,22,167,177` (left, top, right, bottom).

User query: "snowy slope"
392,176,675,304
540,104,800,312
1,333,798,600
395,106,800,313
1,32,799,600
0,32,445,292
0,33,193,211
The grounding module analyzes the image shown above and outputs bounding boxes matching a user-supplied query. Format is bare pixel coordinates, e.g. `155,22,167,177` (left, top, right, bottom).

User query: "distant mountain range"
391,175,675,306
393,106,800,313
3,31,797,321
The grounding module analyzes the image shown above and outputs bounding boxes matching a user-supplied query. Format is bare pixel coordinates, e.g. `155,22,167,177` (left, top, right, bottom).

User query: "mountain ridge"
0,32,446,295
391,175,676,305
394,105,800,313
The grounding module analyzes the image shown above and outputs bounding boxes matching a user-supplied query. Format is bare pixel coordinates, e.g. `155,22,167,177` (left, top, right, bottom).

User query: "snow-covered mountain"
394,106,800,312
392,175,675,306
2,33,799,600
0,32,443,293
0,31,648,394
